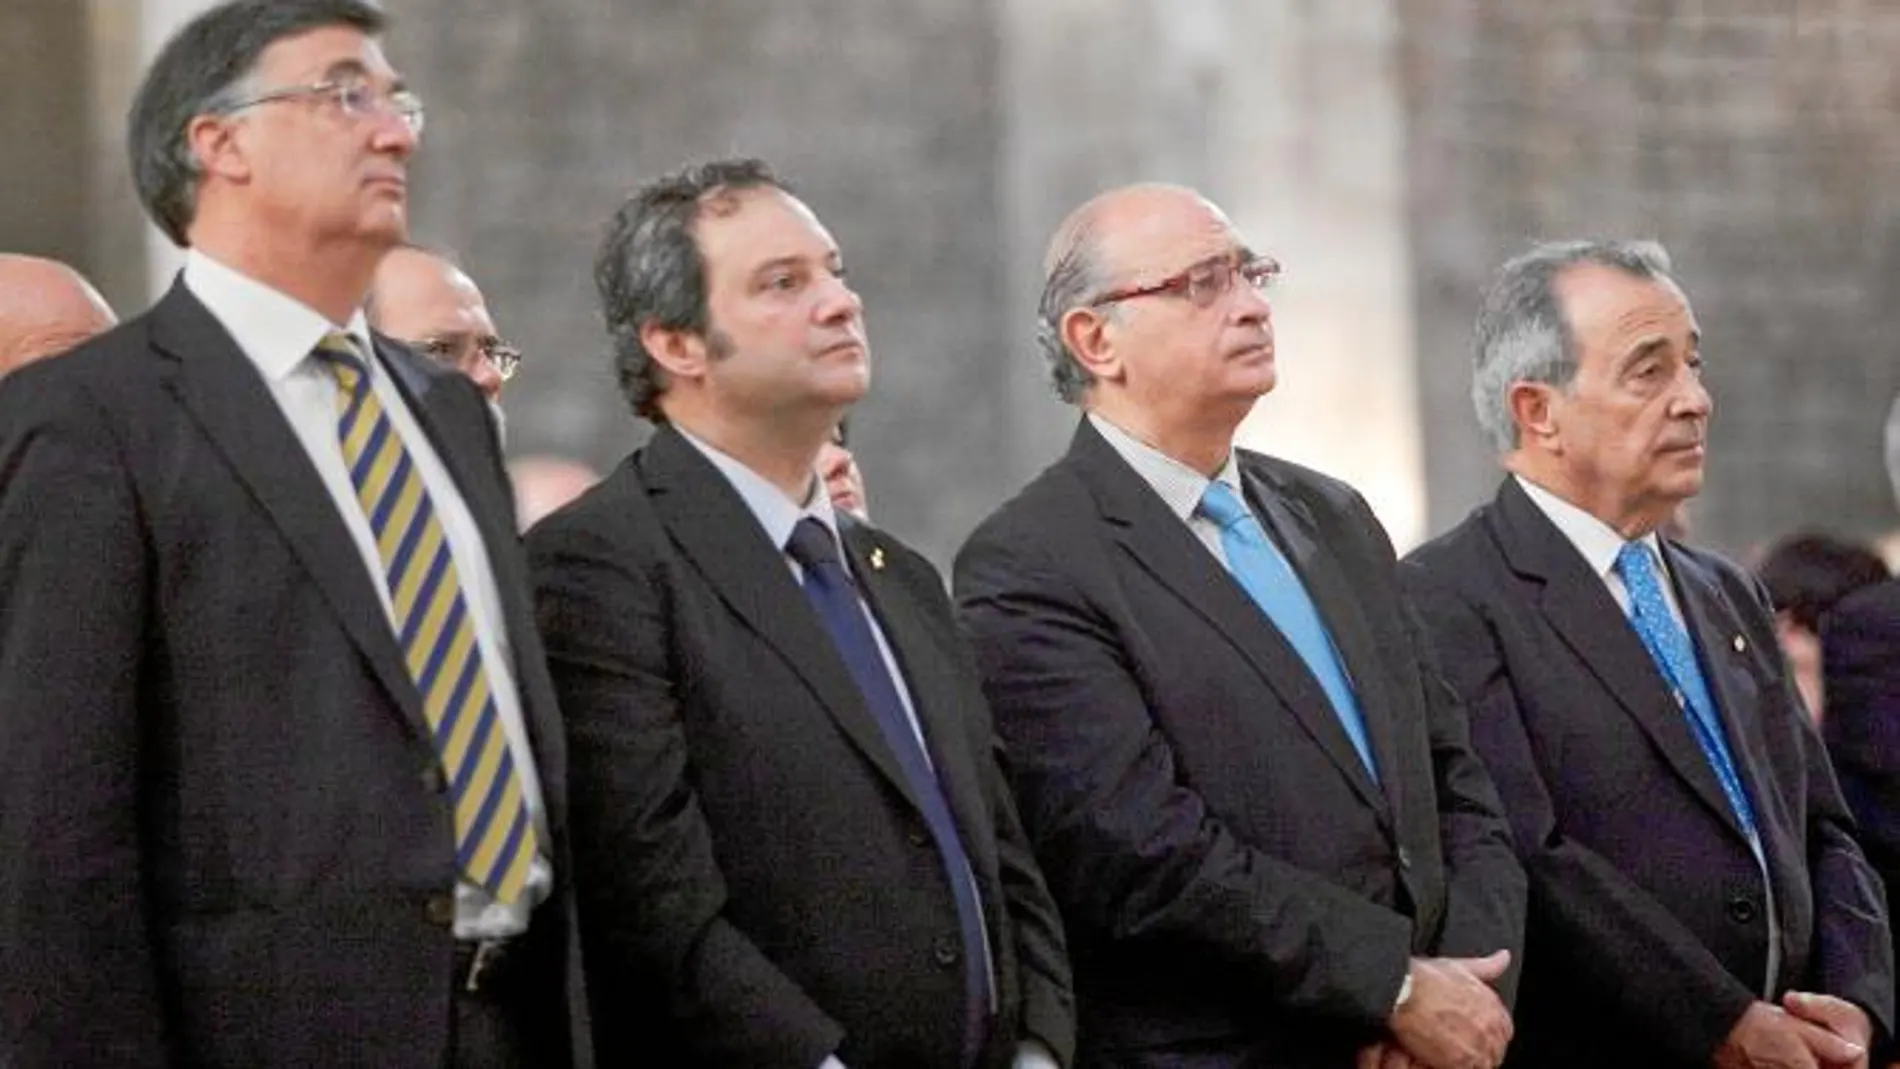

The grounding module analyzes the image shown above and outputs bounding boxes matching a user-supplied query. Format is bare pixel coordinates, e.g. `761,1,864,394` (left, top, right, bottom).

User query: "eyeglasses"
217,77,426,137
1091,253,1281,310
415,336,521,382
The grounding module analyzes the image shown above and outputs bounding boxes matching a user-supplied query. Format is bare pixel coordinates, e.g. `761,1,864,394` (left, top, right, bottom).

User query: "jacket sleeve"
0,372,174,1067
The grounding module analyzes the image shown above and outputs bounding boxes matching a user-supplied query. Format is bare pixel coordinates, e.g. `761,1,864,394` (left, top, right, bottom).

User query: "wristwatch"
1392,970,1415,1014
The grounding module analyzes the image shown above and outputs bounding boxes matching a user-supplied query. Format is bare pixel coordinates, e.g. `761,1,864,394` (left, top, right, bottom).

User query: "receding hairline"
1042,183,1225,281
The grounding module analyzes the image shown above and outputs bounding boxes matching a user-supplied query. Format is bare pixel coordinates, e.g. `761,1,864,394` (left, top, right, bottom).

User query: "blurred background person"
507,454,600,532
368,242,518,435
1755,531,1889,724
1822,572,1900,1065
0,253,116,377
818,418,869,521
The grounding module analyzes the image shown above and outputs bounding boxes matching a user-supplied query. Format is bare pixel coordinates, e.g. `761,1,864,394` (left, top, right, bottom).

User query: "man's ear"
1508,380,1561,452
640,321,710,383
1062,305,1123,386
185,113,251,183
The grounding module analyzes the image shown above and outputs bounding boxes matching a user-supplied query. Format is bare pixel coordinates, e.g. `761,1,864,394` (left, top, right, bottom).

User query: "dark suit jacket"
1822,578,1900,1040
952,420,1524,1068
525,424,1075,1069
1401,477,1895,1069
0,282,590,1069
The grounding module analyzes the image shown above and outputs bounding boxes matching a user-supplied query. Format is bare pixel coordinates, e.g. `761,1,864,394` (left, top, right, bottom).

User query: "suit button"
907,825,930,847
1397,846,1413,870
424,894,456,928
1727,896,1758,924
932,935,960,968
420,766,445,794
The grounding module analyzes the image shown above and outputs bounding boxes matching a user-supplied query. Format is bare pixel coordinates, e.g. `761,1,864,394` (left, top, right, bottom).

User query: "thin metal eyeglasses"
217,78,426,137
1091,253,1282,310
415,336,522,382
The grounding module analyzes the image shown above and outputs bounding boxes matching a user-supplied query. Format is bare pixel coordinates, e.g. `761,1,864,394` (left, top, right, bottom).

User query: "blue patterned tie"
784,518,990,1061
1198,482,1377,779
1614,542,1760,848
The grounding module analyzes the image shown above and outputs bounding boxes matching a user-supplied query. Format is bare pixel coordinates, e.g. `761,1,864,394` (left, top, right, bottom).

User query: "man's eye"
336,82,375,111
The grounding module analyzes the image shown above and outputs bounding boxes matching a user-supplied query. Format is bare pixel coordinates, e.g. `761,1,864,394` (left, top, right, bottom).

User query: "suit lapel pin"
869,546,886,571
1732,634,1745,652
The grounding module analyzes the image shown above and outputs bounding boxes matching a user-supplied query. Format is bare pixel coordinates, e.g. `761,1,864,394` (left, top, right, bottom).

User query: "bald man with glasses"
954,183,1524,1069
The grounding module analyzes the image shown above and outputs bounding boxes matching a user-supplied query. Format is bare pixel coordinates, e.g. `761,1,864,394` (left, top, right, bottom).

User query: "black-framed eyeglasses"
415,336,521,382
1091,253,1281,310
217,77,426,137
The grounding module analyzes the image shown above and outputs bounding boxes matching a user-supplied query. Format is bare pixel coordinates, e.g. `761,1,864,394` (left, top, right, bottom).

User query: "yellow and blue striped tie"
315,332,539,903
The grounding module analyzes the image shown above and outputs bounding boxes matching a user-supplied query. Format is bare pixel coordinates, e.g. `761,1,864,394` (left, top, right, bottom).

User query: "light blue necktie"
1613,542,1761,850
1199,481,1377,779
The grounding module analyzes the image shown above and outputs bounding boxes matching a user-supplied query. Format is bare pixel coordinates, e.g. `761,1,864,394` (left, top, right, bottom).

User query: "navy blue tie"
785,518,990,1061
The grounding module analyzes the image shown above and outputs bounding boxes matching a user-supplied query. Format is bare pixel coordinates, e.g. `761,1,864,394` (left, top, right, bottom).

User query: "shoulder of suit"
1833,576,1900,624
1234,447,1362,510
521,450,654,544
1403,501,1497,573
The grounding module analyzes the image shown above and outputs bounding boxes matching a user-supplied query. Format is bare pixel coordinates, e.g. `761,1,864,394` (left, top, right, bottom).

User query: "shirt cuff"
1015,1038,1061,1069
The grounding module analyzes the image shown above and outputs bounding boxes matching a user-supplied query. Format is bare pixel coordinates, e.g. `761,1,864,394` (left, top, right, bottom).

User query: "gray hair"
1472,239,1675,452
593,157,786,423
127,0,387,248
1036,220,1116,405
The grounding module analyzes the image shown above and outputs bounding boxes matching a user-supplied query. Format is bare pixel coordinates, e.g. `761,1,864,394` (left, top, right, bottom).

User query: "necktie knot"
313,331,369,391
1198,481,1253,533
1614,541,1663,601
786,516,843,572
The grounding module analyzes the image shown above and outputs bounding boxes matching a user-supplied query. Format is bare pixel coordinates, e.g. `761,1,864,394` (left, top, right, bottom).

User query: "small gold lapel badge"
1732,634,1746,652
869,546,886,571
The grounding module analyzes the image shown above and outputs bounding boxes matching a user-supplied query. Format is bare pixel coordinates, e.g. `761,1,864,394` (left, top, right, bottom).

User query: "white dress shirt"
1090,414,1249,567
1514,476,1687,628
1513,473,1778,994
183,250,550,939
674,429,1052,1069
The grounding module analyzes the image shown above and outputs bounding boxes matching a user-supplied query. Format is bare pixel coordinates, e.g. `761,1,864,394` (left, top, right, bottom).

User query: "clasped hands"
1356,949,1513,1069
1713,992,1871,1069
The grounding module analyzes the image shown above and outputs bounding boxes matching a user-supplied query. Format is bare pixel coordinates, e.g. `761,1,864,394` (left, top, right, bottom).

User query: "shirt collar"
1514,474,1666,582
1089,412,1242,522
674,426,841,554
182,247,373,383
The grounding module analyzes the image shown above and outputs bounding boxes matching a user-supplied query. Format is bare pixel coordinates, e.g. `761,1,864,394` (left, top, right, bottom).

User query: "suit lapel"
1069,422,1388,814
151,284,428,740
1491,479,1748,840
1664,544,1781,844
1246,465,1400,807
843,523,996,869
640,427,924,812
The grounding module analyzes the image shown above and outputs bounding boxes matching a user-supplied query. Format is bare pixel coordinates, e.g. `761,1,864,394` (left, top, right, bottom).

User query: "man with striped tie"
0,3,587,1067
528,157,1074,1068
1401,240,1893,1069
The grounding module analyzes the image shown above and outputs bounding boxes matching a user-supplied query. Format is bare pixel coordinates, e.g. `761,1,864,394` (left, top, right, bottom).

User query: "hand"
1714,1001,1841,1069
1782,992,1871,1069
1387,950,1514,1069
1358,1040,1428,1069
